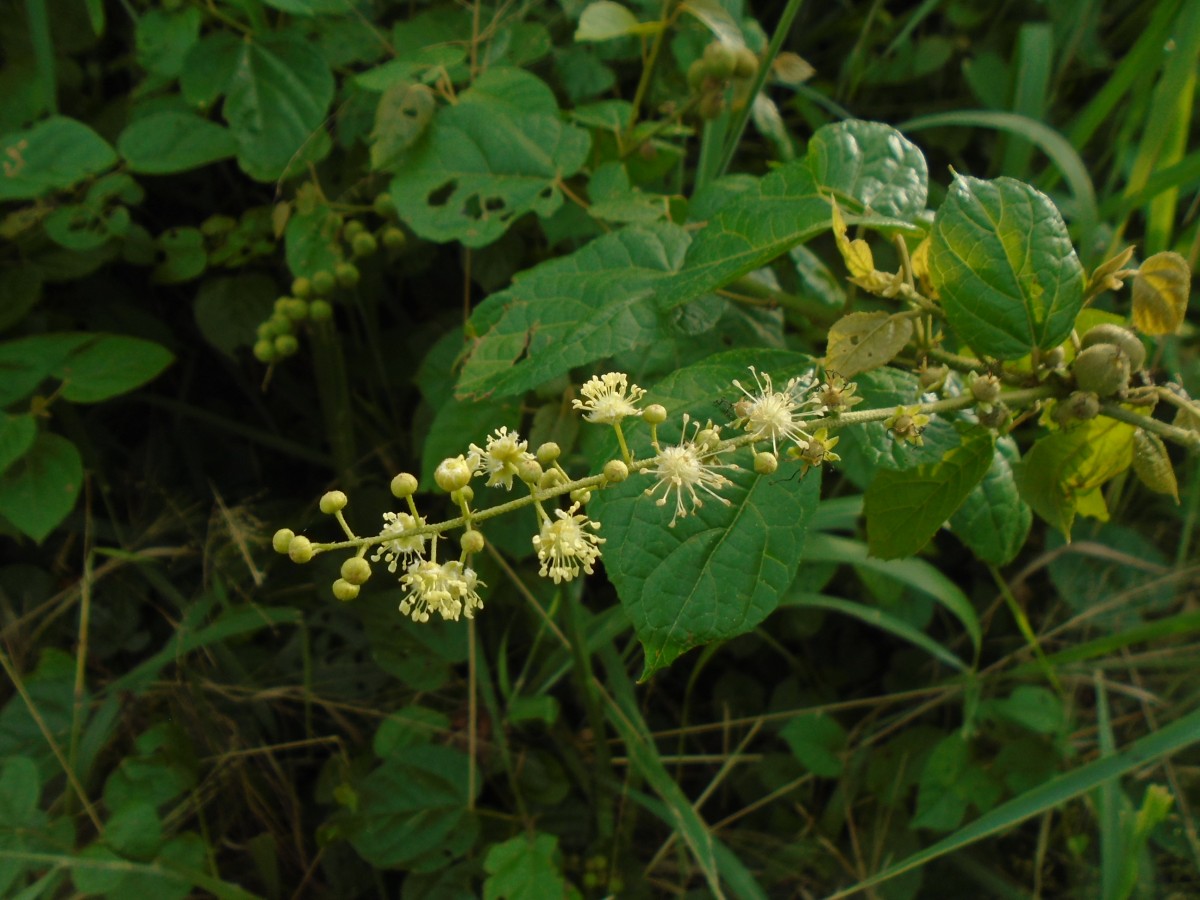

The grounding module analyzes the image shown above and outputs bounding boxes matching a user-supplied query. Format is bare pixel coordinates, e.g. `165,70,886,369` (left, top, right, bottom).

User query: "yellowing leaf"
1132,251,1191,335
370,82,437,173
575,1,659,41
1131,429,1179,503
830,199,875,279
1085,244,1135,299
824,311,914,377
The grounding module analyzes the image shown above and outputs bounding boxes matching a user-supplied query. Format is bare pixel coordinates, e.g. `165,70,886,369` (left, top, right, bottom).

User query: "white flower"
469,426,535,491
644,414,739,527
532,503,605,583
731,366,821,454
399,559,485,623
572,372,645,424
371,512,428,573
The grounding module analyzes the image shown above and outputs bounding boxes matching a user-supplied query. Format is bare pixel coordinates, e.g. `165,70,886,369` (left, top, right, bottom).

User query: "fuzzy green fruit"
1072,343,1130,397
1081,323,1146,371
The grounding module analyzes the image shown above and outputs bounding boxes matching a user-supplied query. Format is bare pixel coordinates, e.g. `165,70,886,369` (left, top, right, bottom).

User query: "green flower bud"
288,535,314,563
291,276,313,298
252,339,276,363
1052,390,1100,426
536,442,561,465
696,426,722,451
644,404,668,426
382,227,407,251
603,459,629,483
274,334,299,358
451,485,474,504
319,490,348,514
570,488,591,504
390,472,418,498
435,456,474,492
539,469,565,490
352,232,378,258
272,528,295,553
517,458,544,484
461,529,485,554
969,372,1002,406
309,299,334,322
343,220,366,240
701,42,737,79
332,578,359,602
754,451,778,475
335,262,360,288
311,270,336,296
340,556,372,585
283,298,309,321
1040,346,1065,370
1073,343,1130,397
373,193,397,219
1081,323,1146,371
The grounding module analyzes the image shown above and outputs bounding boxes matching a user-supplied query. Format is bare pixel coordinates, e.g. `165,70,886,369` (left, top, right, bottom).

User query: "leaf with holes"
930,174,1084,359
824,311,914,377
808,119,929,218
588,351,821,679
388,68,590,248
0,117,117,202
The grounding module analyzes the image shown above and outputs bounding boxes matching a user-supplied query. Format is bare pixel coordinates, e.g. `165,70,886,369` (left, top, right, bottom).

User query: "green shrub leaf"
0,433,83,543
0,117,118,202
808,119,929,217
930,174,1084,359
484,833,578,900
0,413,37,477
864,427,995,559
948,436,1031,565
824,311,914,377
575,1,658,41
55,335,174,404
118,112,236,174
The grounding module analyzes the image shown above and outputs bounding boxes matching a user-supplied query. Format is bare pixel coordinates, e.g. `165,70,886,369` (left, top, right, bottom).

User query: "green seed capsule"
311,270,336,296
352,232,378,258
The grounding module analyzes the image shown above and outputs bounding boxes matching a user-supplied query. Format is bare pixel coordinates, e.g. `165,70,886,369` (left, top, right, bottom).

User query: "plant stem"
1098,400,1200,451
563,590,616,840
626,0,677,142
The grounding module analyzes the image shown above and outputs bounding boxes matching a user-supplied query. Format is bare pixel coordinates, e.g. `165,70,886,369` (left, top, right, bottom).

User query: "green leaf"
43,204,118,251
590,353,821,678
912,733,1001,831
0,757,40,827
388,68,590,247
483,833,578,900
653,160,840,311
222,34,334,182
779,714,847,777
194,274,278,358
948,435,1031,565
0,117,118,202
588,161,671,225
930,174,1084,359
457,223,690,399
135,8,201,79
824,311,914,377
1014,415,1137,538
54,335,174,403
0,433,82,543
0,414,37,476
0,262,43,333
575,1,659,41
808,119,929,218
864,427,995,559
369,82,437,172
338,744,477,869
991,685,1063,736
284,198,343,280
118,112,236,174
104,801,163,859
152,227,206,284
180,32,240,109
801,533,981,659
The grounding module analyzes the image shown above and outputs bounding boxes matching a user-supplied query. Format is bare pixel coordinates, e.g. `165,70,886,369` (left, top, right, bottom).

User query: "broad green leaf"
71,833,206,899
374,707,451,757
589,353,821,678
779,714,847,777
680,0,745,46
102,723,197,812
54,335,173,403
1014,414,1137,538
653,160,841,310
369,82,437,172
912,733,1001,831
389,69,590,247
0,117,117,202
180,32,240,109
0,414,37,476
0,333,92,407
483,833,579,900
222,35,335,182
991,685,1063,736
574,2,659,41
258,0,354,13
588,161,671,225
337,744,477,869
118,112,236,174
284,196,344,280
1131,250,1190,335
152,227,206,283
948,435,1031,565
824,311,914,377
801,532,981,659
0,262,43,332
808,120,929,218
43,204,118,251
135,8,201,79
194,274,278,358
827,704,1200,899
0,433,83,543
456,223,690,399
864,427,995,559
930,174,1084,359
0,757,40,827
104,801,163,859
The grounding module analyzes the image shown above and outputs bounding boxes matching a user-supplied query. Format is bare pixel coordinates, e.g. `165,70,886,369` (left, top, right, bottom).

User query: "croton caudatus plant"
269,117,1197,680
